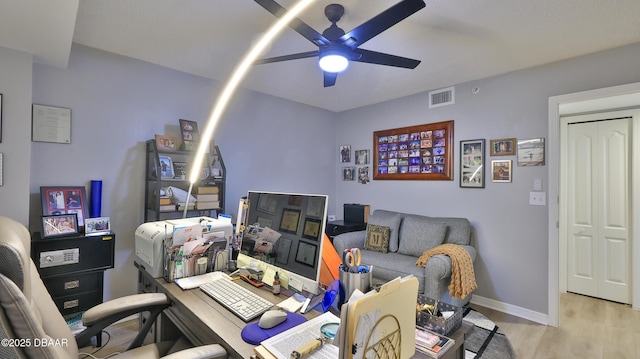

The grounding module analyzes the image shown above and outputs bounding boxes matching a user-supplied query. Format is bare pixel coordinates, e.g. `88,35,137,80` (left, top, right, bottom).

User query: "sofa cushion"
431,217,471,245
364,225,390,253
397,217,447,257
368,211,402,252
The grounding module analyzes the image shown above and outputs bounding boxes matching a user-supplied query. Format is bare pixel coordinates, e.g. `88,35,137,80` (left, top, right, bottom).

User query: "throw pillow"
397,217,448,257
364,224,390,253
367,211,402,252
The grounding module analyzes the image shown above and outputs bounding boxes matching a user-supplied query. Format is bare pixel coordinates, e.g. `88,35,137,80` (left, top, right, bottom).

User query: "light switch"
529,192,546,206
533,178,542,191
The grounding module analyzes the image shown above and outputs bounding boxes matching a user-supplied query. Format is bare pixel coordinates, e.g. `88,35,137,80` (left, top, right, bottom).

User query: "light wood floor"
79,293,640,359
78,319,139,359
471,292,640,359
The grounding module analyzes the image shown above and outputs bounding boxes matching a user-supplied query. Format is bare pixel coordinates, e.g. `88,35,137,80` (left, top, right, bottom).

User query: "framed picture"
490,138,516,156
517,138,545,166
288,195,303,206
342,167,356,181
0,93,3,143
42,213,78,238
295,241,317,267
85,217,111,236
373,120,454,180
158,156,175,179
32,104,71,144
279,208,301,234
491,160,512,182
275,237,292,265
155,134,178,150
179,119,199,150
460,139,485,188
256,216,273,229
257,194,278,214
358,166,370,184
40,186,88,227
339,145,351,163
172,161,188,180
306,197,324,218
355,149,370,165
302,218,322,241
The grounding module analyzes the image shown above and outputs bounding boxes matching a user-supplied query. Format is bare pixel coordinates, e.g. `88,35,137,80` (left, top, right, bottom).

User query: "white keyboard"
200,277,274,321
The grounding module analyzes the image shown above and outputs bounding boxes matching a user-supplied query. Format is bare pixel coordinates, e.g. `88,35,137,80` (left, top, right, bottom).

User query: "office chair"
0,216,227,359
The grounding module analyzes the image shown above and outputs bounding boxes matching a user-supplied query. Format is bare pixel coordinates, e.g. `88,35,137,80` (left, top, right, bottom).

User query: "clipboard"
339,275,419,359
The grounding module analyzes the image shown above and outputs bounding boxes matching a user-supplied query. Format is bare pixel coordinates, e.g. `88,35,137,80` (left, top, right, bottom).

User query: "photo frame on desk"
158,156,175,179
179,119,199,150
40,186,88,227
42,213,78,238
85,217,111,236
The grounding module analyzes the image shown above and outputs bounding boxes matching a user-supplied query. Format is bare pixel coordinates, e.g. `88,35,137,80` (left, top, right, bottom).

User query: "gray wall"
0,46,33,225
31,44,336,300
1,39,637,316
334,42,640,314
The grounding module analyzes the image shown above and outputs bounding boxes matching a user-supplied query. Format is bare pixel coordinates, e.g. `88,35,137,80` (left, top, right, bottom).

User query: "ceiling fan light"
319,53,348,73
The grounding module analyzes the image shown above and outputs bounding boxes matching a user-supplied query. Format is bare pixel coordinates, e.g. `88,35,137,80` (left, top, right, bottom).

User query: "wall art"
373,120,454,180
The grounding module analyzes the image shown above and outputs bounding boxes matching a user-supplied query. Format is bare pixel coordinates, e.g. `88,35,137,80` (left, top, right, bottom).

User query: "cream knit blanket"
415,243,477,299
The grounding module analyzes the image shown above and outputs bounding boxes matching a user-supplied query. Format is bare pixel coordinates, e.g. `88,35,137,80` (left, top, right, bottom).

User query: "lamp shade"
319,52,348,73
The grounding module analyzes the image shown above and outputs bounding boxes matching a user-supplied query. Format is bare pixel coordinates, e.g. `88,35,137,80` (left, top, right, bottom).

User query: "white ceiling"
3,1,640,112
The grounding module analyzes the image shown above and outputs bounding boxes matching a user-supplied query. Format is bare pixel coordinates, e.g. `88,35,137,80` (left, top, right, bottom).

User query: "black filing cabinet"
325,220,367,241
31,232,115,316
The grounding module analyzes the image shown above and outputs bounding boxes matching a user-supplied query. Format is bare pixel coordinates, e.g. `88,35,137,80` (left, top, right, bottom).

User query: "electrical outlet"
328,214,336,221
529,192,546,206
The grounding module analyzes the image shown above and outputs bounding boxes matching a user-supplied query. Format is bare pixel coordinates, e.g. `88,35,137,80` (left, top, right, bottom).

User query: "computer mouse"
258,310,287,329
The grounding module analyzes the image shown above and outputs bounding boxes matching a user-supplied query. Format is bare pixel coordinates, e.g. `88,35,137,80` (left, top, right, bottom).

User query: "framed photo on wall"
373,120,454,180
490,138,516,156
491,160,512,182
0,93,3,142
460,139,485,188
355,149,370,164
40,186,88,227
340,145,351,163
517,138,545,166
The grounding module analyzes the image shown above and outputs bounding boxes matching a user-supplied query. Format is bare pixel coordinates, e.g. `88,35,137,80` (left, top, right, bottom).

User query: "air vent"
429,87,455,108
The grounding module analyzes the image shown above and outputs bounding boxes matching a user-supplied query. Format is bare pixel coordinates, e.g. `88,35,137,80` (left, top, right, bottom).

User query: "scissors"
342,248,368,273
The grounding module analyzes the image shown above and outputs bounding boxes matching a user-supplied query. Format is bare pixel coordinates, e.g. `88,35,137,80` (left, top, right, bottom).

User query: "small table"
412,321,473,359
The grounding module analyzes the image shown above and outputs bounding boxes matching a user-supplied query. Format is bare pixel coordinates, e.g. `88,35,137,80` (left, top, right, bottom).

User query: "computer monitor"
236,191,328,294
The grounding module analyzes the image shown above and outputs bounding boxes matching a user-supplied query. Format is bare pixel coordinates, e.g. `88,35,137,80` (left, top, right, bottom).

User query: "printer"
135,216,233,278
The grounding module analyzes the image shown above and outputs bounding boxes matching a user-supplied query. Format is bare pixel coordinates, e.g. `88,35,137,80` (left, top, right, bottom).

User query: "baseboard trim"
470,294,549,325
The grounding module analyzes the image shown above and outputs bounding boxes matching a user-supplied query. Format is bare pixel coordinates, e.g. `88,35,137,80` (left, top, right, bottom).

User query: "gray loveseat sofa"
333,209,476,307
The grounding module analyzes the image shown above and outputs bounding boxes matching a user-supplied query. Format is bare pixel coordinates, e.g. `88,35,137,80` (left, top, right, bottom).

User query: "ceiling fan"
253,0,426,87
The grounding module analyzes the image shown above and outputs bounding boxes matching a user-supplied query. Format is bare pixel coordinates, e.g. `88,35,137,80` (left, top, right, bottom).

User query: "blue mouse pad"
241,312,307,345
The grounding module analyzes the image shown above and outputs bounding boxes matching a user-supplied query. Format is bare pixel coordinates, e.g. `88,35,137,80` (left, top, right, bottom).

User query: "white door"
566,114,631,304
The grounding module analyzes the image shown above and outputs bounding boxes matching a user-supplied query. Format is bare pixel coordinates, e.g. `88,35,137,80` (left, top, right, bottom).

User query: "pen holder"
339,268,372,304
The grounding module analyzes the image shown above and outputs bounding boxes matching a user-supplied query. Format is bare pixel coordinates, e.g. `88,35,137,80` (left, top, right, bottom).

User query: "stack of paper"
254,312,340,359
